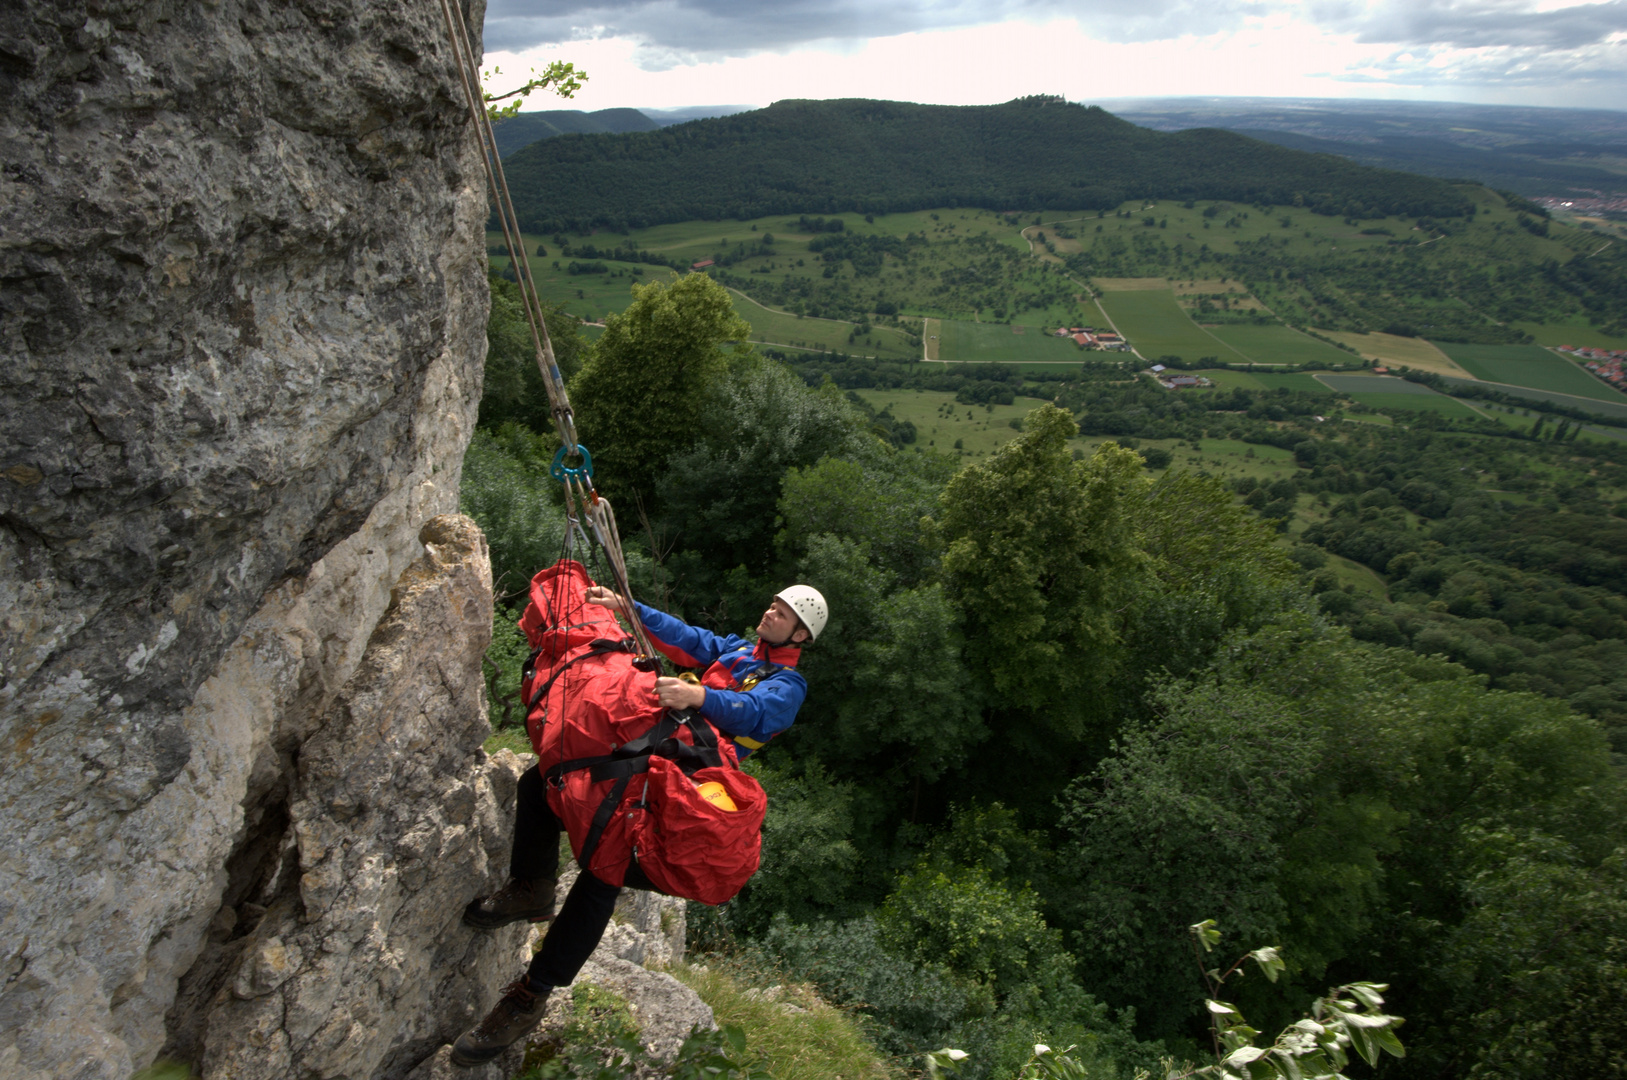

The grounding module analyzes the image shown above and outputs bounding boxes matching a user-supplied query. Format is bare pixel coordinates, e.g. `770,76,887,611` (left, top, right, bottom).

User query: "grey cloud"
1318,0,1627,50
1332,40,1627,87
482,0,1261,60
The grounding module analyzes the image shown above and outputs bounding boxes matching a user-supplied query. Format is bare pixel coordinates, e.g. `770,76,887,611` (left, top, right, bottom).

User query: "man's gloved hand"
584,585,628,614
652,676,706,711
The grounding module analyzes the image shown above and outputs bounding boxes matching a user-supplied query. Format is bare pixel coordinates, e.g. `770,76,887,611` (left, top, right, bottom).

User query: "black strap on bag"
557,708,727,870
526,637,632,710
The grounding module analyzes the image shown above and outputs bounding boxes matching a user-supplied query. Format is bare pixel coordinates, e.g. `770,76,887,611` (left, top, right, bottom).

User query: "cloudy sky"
479,0,1627,113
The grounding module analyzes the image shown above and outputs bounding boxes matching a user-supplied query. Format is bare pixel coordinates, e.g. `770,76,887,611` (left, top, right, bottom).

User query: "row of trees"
465,271,1627,1078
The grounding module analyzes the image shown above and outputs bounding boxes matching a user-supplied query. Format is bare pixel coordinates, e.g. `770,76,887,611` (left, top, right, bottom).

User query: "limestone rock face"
190,516,528,1080
0,1,493,1076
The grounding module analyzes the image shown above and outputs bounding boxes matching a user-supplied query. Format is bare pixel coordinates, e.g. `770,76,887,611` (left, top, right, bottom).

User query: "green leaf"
1249,947,1286,983
1207,999,1238,1015
1373,1024,1406,1059
1192,919,1222,952
1224,1047,1267,1067
1342,983,1386,1009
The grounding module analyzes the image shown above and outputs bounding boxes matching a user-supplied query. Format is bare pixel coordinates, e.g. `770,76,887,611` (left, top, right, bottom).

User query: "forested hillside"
466,271,1627,1079
500,96,1471,232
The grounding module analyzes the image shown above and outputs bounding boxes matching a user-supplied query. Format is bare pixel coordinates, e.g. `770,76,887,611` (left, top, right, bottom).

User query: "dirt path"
924,318,941,362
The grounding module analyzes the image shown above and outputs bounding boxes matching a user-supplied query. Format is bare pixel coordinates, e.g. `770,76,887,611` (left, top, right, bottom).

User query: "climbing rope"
434,0,658,664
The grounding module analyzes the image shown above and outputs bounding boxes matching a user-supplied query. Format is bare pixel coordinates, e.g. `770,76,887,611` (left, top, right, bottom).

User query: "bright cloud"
480,0,1627,109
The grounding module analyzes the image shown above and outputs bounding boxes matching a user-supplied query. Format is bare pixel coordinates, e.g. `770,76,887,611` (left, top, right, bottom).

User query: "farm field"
1097,290,1249,363
728,290,917,359
1438,376,1627,419
937,319,1083,364
1254,372,1335,394
1433,341,1627,402
1317,375,1440,396
1313,329,1471,377
1346,392,1481,418
1206,324,1355,366
1513,321,1627,350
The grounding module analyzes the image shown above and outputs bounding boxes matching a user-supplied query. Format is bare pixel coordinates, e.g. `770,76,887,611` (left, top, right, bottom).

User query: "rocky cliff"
0,1,505,1076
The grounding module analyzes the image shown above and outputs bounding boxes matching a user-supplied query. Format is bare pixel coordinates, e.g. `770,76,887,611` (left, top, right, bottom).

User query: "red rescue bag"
517,560,767,904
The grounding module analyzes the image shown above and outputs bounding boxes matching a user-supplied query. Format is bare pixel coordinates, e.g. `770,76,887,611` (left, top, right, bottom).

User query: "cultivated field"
1313,330,1471,377
1345,392,1481,418
1434,342,1627,402
1249,372,1333,394
936,320,1083,364
1514,320,1627,350
1207,324,1355,366
1097,290,1249,362
728,290,918,359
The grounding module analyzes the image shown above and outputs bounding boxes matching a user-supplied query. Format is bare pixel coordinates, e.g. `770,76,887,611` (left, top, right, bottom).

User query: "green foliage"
484,604,532,731
730,757,862,931
783,534,982,786
657,357,867,610
459,426,657,603
935,406,1148,741
480,272,589,434
878,864,1072,994
569,273,751,502
482,60,585,121
1183,922,1404,1080
460,427,571,600
502,98,1469,230
1057,610,1625,1074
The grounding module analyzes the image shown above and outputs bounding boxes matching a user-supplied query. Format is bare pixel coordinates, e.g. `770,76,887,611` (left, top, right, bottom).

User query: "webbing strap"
555,710,728,873
527,637,632,710
578,773,631,870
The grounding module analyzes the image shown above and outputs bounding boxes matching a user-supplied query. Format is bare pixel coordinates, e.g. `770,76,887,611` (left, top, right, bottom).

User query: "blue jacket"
634,602,807,758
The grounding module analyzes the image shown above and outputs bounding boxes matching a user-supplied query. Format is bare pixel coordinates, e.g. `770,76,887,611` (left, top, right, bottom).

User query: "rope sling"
432,0,658,663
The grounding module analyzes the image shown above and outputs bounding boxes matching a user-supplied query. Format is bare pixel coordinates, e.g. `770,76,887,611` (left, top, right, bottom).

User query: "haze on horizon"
479,0,1627,116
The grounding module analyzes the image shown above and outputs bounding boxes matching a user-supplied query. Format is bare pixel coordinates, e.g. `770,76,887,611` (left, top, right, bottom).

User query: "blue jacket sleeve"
700,669,808,745
633,602,751,668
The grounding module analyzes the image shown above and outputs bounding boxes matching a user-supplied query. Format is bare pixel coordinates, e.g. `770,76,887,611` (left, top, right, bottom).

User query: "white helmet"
774,585,828,642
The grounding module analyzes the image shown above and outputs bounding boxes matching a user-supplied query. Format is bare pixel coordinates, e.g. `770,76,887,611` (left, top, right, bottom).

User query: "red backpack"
516,560,767,905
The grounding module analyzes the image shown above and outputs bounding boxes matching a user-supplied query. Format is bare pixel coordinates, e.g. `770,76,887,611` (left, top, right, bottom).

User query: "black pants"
512,764,622,988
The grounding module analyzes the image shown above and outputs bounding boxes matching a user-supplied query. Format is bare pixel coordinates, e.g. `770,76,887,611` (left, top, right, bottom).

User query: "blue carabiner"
550,444,594,482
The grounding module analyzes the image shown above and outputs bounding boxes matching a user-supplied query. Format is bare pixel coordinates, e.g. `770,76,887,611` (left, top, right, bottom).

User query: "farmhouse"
691,258,715,269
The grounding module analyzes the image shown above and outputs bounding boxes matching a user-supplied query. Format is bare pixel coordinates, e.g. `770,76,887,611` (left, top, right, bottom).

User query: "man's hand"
584,585,627,614
652,677,706,711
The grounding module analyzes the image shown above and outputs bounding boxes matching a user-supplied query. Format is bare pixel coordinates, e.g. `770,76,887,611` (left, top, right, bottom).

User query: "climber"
448,584,828,1067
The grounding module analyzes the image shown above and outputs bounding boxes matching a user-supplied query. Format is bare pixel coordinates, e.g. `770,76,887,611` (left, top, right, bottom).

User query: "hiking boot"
450,978,550,1066
462,877,556,930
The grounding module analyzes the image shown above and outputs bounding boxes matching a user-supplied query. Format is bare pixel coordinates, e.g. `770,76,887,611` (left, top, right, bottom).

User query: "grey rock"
196,516,530,1080
0,0,493,1073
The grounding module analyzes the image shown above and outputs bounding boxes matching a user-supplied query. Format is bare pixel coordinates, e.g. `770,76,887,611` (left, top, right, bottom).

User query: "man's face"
757,598,808,645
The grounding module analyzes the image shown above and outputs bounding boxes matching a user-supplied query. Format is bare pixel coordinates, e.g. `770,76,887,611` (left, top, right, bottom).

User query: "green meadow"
1433,341,1627,402
1097,289,1249,362
936,319,1085,363
1207,324,1355,366
729,290,919,359
1346,392,1481,418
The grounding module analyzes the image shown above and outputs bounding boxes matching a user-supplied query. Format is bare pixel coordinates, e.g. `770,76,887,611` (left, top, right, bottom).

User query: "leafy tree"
569,273,751,503
933,405,1148,744
657,357,866,610
479,272,588,434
